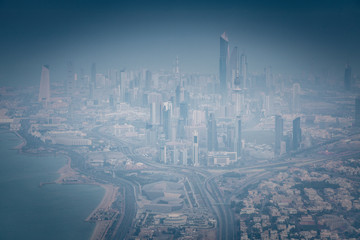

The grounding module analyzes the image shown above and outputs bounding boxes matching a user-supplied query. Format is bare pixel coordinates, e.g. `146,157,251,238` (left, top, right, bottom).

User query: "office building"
275,115,283,155
219,32,229,94
234,116,242,158
38,65,50,103
293,117,301,150
193,130,199,166
240,53,248,89
207,113,218,151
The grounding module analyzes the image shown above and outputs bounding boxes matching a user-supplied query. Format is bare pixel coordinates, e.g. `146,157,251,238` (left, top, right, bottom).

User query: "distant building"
193,130,199,166
293,117,301,150
38,65,50,103
240,53,248,89
208,151,237,166
91,62,96,88
162,102,172,140
344,64,352,90
66,61,74,97
234,116,242,158
355,96,360,127
275,115,283,155
230,46,240,88
179,102,188,122
292,83,301,113
145,70,152,90
207,113,218,151
265,66,272,91
219,32,229,95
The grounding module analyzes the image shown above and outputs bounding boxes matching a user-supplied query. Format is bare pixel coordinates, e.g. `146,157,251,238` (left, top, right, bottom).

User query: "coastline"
13,131,27,151
54,150,119,240
8,129,119,240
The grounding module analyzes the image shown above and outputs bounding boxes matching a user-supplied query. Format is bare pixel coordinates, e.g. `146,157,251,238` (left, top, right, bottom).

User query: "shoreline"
5,129,119,240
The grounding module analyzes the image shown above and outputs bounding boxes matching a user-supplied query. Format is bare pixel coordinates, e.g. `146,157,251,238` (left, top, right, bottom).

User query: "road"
88,125,360,240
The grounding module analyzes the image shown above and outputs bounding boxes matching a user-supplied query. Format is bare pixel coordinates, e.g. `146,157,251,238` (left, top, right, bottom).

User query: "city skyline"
1,1,360,240
1,0,360,86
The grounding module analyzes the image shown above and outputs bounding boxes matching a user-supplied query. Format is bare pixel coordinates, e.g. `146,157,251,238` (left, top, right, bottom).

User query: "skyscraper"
234,116,242,158
240,53,247,89
91,63,97,88
355,96,360,127
265,66,272,91
344,64,352,90
145,70,152,90
162,102,172,140
293,117,301,150
230,46,240,88
219,32,229,95
66,61,74,97
207,113,218,151
38,65,50,103
292,83,301,113
179,102,188,123
193,130,199,166
275,115,283,155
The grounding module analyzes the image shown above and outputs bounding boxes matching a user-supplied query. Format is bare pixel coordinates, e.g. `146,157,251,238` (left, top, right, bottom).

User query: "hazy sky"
1,0,360,86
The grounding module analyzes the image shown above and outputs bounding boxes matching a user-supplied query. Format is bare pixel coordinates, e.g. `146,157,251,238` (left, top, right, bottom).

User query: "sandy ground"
55,154,119,240
88,184,119,240
55,155,79,183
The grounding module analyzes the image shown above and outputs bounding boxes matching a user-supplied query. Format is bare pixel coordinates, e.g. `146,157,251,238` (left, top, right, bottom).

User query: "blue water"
0,131,104,240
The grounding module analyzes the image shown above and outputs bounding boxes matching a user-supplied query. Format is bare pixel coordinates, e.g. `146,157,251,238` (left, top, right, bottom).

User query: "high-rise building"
145,70,152,90
240,53,247,89
66,61,74,97
293,117,301,150
234,116,242,158
193,130,199,166
355,96,360,127
230,46,240,88
292,83,301,113
91,63,96,88
162,102,172,140
38,65,50,103
265,66,272,91
344,64,352,90
180,102,188,122
275,115,283,155
207,113,218,151
219,32,229,94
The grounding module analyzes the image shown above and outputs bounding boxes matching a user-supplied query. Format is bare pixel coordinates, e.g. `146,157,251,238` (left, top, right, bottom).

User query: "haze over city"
1,0,360,240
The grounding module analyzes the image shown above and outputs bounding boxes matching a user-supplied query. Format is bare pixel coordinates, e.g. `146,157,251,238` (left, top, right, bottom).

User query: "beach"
55,153,119,240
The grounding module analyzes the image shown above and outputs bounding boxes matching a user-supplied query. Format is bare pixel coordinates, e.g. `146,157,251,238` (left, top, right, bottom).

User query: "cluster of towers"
274,115,302,156
219,32,248,95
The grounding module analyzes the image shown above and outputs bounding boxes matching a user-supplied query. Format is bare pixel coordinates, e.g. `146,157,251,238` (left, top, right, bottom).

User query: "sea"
0,130,104,240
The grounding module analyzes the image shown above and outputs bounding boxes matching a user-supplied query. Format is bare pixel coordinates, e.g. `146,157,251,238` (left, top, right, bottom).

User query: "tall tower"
193,130,199,166
91,63,97,88
145,70,152,90
355,96,360,127
234,116,242,159
38,65,50,103
219,32,229,95
240,53,248,89
207,113,218,151
162,102,172,140
292,83,301,113
344,64,352,91
275,115,283,155
66,61,74,97
293,117,301,150
265,66,272,91
230,47,240,88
